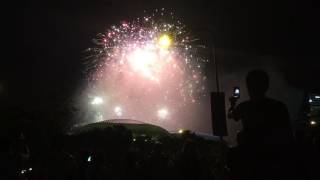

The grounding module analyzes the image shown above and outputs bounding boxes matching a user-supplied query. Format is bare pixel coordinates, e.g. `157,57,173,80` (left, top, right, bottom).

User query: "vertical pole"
212,42,220,92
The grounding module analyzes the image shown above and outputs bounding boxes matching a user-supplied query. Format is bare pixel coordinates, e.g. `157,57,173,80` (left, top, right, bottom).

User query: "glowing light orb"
114,106,123,117
91,96,103,105
157,108,169,119
158,34,172,49
178,129,184,134
310,120,317,125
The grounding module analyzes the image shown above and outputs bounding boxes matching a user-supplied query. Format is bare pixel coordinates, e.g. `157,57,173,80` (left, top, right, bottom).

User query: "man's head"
246,69,269,99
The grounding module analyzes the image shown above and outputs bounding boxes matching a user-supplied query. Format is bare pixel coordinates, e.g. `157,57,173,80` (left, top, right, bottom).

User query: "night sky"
2,0,320,109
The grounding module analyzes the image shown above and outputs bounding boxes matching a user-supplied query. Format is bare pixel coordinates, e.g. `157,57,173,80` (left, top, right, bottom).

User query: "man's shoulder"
238,98,286,108
265,98,286,107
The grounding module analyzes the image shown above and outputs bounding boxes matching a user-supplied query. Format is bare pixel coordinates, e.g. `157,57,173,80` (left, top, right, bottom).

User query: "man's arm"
228,103,242,122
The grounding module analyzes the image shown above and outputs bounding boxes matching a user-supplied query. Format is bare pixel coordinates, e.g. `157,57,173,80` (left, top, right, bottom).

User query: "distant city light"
315,95,320,99
310,120,317,125
178,129,184,134
87,156,92,162
308,99,313,103
157,108,169,119
114,106,123,117
91,96,103,105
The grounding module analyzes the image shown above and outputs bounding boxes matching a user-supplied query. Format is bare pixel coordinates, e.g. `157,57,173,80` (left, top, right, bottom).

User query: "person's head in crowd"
246,69,269,99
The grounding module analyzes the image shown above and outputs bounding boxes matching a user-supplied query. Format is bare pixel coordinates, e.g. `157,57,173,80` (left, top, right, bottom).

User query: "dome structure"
72,119,170,137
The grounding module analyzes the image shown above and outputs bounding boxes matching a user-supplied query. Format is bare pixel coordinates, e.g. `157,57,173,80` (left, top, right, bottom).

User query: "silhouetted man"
228,69,294,180
229,69,293,147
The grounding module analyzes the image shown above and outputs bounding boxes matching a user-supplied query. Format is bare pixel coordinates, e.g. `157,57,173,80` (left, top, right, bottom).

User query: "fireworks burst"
85,9,208,130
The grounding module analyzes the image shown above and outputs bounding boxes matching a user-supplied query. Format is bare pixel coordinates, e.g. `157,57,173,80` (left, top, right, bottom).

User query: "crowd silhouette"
1,69,319,180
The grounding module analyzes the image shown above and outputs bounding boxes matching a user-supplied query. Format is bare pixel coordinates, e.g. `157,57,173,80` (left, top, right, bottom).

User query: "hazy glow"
114,106,123,117
96,113,103,122
310,120,317,125
91,96,103,105
157,108,169,119
127,46,162,82
178,129,184,134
